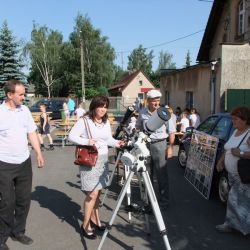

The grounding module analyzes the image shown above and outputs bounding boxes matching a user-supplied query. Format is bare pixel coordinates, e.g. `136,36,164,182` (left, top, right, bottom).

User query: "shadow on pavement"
31,186,81,230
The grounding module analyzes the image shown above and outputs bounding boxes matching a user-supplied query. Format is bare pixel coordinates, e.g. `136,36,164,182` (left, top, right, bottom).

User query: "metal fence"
108,97,137,115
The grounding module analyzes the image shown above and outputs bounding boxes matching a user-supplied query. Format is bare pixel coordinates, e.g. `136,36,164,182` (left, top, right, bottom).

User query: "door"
227,89,250,111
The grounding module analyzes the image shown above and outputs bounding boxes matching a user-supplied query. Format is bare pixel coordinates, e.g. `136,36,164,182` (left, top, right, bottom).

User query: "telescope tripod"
100,150,133,221
97,157,171,250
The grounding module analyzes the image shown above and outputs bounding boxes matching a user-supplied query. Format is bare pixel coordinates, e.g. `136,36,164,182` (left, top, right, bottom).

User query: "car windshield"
211,117,231,141
197,116,218,134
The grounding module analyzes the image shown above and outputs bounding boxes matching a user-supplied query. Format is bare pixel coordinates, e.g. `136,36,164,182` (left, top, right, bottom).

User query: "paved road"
6,145,250,250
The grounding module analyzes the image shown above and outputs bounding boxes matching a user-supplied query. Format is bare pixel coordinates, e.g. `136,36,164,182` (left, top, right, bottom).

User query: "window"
238,0,245,35
165,91,170,105
198,116,218,134
186,91,193,109
138,93,143,100
139,80,143,86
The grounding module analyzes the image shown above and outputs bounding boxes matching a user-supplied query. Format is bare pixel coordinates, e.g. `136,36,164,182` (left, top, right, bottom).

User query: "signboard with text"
184,130,219,199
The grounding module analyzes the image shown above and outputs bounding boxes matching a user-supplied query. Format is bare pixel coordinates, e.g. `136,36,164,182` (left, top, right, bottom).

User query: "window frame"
185,91,194,110
165,91,170,105
238,0,245,36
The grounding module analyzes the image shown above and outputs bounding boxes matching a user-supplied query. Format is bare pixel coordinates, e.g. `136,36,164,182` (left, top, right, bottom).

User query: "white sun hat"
146,89,162,99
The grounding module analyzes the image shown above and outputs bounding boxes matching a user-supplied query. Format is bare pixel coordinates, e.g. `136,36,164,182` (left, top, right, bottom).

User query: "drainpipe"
210,60,218,114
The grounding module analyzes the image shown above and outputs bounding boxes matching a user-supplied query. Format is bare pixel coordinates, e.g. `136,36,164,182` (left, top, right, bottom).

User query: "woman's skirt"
225,173,250,235
79,154,109,192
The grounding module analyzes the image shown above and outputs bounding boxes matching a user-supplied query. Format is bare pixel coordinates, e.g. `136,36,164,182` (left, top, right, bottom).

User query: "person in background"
179,111,190,133
67,95,75,117
166,105,177,130
190,108,200,128
134,97,141,112
216,106,250,235
69,95,124,240
0,80,44,250
175,106,182,132
136,90,176,209
75,102,86,120
165,105,176,157
37,103,54,151
127,115,137,135
63,99,70,130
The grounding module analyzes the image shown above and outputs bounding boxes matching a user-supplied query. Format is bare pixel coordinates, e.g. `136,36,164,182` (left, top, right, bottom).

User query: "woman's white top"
224,129,250,174
180,117,190,132
190,114,200,128
69,116,119,155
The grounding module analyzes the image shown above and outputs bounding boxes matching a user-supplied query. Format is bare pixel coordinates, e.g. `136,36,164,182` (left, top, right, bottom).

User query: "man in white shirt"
0,80,44,250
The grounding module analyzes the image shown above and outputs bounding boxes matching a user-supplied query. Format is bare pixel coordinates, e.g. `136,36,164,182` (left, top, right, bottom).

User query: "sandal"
80,224,97,239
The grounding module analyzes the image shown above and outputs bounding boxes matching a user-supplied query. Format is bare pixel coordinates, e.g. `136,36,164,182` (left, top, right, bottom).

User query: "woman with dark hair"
216,106,250,235
69,95,124,239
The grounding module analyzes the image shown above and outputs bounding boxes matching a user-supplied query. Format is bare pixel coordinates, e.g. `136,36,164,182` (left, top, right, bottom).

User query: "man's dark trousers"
0,157,32,244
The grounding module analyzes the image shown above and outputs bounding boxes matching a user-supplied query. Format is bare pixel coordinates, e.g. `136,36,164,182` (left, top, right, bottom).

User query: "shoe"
215,224,233,233
40,144,45,151
0,243,9,250
125,203,141,213
11,234,33,245
90,220,106,231
48,144,54,150
80,225,97,239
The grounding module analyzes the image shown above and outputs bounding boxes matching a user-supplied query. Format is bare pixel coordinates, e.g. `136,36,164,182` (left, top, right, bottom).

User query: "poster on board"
184,130,219,199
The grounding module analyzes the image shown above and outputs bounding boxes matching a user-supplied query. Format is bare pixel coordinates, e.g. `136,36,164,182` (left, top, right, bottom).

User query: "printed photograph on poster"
184,130,219,199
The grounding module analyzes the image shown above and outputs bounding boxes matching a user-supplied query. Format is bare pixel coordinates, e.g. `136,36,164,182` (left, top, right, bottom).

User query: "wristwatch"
240,151,244,156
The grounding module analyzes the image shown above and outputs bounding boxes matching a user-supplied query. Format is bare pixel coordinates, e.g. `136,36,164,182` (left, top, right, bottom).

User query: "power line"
115,29,205,55
198,0,213,2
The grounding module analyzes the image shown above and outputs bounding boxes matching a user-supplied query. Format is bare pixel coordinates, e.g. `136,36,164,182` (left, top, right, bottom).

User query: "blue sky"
1,0,213,70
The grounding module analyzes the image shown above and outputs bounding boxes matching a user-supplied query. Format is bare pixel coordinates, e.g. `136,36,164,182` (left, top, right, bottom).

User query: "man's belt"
150,138,166,144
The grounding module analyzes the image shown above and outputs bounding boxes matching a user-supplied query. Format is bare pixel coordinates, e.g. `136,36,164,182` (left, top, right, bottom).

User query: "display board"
184,130,219,199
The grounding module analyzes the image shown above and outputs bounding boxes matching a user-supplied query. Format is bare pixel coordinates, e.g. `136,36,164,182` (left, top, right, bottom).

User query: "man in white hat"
136,89,176,209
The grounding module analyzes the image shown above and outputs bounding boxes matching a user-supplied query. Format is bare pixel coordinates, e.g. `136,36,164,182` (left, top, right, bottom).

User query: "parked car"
29,98,64,120
178,113,234,203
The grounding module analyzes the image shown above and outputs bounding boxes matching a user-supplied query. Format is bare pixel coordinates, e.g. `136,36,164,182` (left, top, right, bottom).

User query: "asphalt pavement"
6,144,250,250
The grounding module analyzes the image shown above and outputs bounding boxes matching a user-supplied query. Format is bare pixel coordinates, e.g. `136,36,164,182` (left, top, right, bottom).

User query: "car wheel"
178,148,187,168
218,171,229,203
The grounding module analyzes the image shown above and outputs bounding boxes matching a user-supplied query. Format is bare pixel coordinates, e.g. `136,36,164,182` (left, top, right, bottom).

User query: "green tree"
151,51,176,87
127,45,153,77
185,50,191,67
0,21,25,86
70,15,117,93
25,23,63,98
157,50,176,71
113,65,127,83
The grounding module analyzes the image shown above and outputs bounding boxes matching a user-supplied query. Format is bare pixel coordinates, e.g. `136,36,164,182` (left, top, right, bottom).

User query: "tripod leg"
100,151,122,207
141,170,171,250
124,164,132,221
137,172,150,234
97,169,136,250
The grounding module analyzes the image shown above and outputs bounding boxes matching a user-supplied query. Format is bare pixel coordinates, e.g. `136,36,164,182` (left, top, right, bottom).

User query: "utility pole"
80,31,85,103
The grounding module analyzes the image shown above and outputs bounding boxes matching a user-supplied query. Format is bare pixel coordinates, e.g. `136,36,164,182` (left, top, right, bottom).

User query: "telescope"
144,106,171,134
99,106,172,250
120,106,171,166
114,105,135,139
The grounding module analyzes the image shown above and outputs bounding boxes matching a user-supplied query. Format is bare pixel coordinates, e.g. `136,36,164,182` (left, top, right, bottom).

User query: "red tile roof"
108,70,155,92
